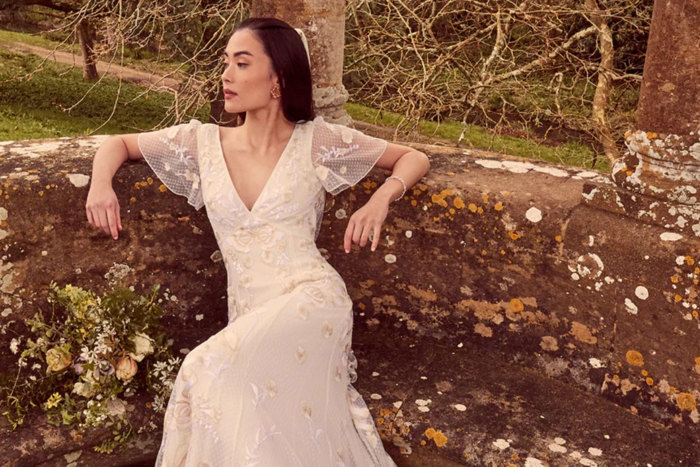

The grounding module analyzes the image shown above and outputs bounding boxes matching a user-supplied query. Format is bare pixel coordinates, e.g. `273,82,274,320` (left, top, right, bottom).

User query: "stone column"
251,0,351,124
582,0,700,237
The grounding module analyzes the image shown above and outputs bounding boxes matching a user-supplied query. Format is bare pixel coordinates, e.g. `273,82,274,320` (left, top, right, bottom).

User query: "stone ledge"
1,135,698,465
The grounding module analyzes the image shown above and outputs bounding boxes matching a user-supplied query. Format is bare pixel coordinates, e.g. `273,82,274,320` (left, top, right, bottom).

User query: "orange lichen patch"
420,440,426,446
379,408,393,417
431,193,448,207
570,321,597,344
146,177,154,185
134,181,149,189
410,200,417,207
674,294,682,302
555,235,563,242
646,132,658,139
159,184,168,193
645,377,654,386
446,171,455,176
129,197,137,203
670,275,680,284
695,267,700,274
417,184,428,191
424,427,447,447
477,206,484,214
45,184,51,189
376,418,384,424
38,190,44,196
481,194,489,203
685,256,695,265
509,298,525,313
500,249,506,255
641,369,648,376
433,217,440,222
452,197,465,210
408,285,437,302
508,231,521,240
675,393,697,411
357,302,366,310
625,350,644,367
494,202,503,211
449,208,456,214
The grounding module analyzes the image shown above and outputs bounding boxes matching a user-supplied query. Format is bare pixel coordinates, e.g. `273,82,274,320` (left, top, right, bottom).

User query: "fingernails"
345,249,349,253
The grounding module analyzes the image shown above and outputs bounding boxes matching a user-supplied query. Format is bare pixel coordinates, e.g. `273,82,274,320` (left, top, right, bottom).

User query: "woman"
86,17,429,466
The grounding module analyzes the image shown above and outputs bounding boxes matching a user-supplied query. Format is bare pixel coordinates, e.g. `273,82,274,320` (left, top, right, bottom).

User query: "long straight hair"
232,17,315,123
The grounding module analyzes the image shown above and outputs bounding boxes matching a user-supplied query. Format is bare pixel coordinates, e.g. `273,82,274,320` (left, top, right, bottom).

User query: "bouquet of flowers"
1,281,182,453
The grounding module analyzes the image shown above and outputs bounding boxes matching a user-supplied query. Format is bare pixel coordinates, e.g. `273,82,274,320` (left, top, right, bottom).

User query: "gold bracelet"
386,175,407,202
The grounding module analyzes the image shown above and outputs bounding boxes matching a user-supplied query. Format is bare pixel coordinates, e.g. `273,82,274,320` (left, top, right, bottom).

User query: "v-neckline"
215,123,298,214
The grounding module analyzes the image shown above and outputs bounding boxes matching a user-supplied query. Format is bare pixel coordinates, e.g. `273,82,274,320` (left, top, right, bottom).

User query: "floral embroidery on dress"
243,424,282,467
300,400,324,450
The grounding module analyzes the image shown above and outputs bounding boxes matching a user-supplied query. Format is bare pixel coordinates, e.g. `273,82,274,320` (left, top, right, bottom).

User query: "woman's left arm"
344,142,430,253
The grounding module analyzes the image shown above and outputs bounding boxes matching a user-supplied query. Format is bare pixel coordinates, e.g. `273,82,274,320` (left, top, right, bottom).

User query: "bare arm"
344,141,430,252
86,133,142,240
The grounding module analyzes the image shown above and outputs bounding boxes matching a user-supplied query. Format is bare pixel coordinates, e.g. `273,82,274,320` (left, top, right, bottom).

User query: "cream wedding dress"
138,116,398,467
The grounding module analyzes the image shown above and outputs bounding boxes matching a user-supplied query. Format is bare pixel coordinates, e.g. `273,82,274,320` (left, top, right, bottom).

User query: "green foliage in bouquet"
0,281,182,453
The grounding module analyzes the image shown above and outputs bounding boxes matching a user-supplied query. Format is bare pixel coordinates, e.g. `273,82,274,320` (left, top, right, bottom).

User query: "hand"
86,184,123,240
344,196,389,253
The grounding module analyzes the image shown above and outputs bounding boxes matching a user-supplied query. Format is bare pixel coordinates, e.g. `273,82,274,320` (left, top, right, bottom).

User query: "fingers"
344,216,382,253
106,207,118,239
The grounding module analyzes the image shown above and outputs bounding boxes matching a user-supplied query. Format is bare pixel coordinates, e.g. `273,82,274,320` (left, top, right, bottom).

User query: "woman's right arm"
85,133,142,240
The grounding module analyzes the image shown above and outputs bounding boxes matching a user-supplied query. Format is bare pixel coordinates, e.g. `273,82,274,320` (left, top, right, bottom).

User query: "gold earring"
270,84,281,99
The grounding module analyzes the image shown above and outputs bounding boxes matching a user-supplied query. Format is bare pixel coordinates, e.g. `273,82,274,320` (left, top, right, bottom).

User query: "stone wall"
0,135,697,465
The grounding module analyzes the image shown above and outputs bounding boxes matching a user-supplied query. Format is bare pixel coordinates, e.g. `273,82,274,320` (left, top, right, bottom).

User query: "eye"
237,62,248,68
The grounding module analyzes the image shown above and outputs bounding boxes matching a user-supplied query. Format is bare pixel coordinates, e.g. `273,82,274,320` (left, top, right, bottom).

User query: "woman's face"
221,29,278,114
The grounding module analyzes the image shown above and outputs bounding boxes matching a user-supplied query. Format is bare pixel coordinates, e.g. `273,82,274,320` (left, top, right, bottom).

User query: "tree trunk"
585,0,619,164
76,19,98,81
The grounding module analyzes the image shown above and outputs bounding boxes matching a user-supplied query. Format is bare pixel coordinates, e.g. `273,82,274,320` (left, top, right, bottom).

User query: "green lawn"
0,49,207,140
0,44,605,171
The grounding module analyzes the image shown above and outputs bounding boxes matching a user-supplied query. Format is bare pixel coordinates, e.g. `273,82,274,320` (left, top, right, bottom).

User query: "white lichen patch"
502,160,534,173
334,209,347,219
660,232,683,241
549,442,567,453
635,286,649,300
624,298,638,315
525,207,543,223
370,393,382,400
532,166,569,178
525,457,545,467
67,173,90,188
492,439,510,450
588,447,602,457
0,207,7,221
405,230,413,238
384,254,397,264
675,255,686,266
453,403,467,411
589,358,604,368
475,159,503,169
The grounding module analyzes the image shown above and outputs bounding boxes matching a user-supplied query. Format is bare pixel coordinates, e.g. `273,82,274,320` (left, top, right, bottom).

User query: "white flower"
72,381,97,398
128,332,155,362
9,338,20,354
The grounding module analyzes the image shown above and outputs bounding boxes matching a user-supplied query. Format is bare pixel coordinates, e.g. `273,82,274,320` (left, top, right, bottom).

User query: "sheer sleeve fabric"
310,116,388,195
137,119,205,210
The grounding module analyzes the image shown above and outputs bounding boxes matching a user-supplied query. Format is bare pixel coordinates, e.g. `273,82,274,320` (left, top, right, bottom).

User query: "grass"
0,44,605,171
0,28,185,77
345,102,607,172
0,49,208,140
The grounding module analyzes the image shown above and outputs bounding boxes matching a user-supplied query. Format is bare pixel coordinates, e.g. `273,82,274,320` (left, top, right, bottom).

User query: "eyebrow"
221,50,253,58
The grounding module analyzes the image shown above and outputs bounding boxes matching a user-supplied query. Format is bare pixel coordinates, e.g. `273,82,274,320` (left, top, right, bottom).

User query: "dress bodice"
137,116,387,323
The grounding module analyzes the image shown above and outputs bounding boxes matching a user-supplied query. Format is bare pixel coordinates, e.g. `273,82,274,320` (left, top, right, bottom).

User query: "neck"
240,107,295,153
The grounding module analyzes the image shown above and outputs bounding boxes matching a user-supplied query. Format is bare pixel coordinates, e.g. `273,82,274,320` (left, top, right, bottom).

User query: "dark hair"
233,17,315,123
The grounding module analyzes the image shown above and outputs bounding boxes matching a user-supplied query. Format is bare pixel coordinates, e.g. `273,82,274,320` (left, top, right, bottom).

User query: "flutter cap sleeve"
137,119,205,210
310,116,388,195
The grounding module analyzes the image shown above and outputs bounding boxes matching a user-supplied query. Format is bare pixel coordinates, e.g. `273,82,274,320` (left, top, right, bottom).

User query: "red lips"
224,89,237,99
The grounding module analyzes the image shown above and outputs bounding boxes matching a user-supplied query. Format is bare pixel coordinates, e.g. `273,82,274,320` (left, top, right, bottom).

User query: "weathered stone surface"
1,136,698,465
609,130,700,208
637,0,700,135
251,0,350,123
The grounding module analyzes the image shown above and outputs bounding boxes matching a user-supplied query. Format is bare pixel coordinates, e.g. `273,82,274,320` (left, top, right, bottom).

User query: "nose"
222,63,233,84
